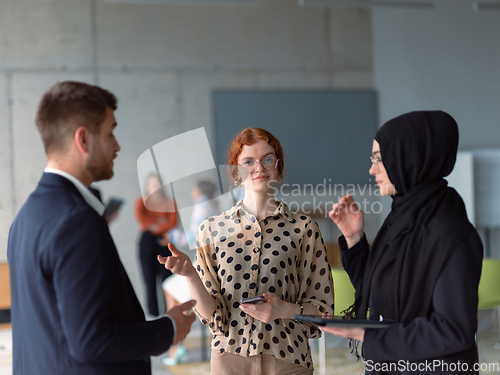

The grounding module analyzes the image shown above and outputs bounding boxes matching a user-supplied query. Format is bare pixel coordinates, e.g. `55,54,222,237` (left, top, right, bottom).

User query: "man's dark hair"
35,81,118,155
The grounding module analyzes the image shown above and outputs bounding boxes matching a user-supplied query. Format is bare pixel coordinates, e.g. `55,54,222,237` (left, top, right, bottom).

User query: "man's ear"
74,127,90,154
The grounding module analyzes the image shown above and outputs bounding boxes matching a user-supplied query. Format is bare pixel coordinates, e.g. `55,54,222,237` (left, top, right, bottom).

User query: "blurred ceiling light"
105,0,259,5
473,1,500,10
298,0,434,8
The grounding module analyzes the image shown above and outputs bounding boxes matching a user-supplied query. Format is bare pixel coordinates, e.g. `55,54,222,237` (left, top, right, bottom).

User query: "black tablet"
293,315,396,329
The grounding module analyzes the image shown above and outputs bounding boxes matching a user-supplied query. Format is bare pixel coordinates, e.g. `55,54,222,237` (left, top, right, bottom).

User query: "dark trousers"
138,231,172,316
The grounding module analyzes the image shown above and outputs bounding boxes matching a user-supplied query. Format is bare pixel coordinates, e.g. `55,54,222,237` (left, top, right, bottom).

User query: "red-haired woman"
159,128,334,374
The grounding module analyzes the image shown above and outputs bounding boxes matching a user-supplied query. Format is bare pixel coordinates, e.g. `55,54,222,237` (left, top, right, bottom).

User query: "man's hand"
166,300,197,346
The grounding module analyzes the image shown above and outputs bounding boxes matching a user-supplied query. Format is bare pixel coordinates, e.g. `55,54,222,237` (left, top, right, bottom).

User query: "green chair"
478,258,500,349
317,268,357,375
332,268,356,316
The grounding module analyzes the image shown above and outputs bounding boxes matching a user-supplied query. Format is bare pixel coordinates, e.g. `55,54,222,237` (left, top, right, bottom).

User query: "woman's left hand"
320,326,365,342
239,293,285,323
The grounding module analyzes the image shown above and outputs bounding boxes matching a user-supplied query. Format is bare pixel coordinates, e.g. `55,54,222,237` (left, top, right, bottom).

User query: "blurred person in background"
161,179,219,366
135,173,177,317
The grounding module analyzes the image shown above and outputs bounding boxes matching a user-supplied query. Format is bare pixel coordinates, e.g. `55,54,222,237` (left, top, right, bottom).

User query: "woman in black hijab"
323,111,483,374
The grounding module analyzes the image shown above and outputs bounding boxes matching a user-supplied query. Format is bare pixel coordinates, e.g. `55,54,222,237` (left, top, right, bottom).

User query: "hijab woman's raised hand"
329,194,365,248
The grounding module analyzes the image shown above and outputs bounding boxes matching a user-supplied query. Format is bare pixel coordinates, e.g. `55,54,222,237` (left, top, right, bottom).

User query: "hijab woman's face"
369,140,397,196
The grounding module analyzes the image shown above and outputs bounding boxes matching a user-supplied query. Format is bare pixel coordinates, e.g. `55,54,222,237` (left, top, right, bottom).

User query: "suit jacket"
8,173,175,375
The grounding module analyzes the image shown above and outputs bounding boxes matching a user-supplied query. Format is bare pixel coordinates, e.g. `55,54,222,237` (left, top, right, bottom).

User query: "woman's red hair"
226,127,285,184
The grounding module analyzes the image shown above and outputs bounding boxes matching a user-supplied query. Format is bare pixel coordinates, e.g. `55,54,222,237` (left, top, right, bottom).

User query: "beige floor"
157,335,500,375
155,311,500,375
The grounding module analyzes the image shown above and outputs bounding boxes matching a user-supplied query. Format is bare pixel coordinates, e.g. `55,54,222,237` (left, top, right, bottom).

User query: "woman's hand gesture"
157,243,196,278
328,194,365,248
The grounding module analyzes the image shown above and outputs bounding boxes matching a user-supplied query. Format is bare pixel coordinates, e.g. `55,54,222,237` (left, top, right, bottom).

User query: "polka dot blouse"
193,200,335,370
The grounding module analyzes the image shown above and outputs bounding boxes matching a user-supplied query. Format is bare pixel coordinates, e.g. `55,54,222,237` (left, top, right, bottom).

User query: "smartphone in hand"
240,296,266,304
104,197,124,218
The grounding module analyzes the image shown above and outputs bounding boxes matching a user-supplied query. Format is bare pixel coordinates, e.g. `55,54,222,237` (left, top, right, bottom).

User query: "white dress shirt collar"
44,168,105,216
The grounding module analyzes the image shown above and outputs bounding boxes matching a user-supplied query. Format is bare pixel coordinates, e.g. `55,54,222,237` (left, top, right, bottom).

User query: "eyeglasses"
239,156,279,174
370,156,383,170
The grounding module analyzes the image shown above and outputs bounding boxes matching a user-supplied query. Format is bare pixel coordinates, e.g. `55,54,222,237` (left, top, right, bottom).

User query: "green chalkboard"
213,89,378,188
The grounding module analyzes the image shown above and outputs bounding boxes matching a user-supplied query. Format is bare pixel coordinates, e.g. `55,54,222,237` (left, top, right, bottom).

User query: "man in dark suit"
7,81,196,375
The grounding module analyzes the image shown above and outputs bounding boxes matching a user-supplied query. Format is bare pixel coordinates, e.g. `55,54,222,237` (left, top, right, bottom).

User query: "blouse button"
253,247,260,253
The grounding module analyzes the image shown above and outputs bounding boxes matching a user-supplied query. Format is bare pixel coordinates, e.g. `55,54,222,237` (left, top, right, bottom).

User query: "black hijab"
351,111,476,326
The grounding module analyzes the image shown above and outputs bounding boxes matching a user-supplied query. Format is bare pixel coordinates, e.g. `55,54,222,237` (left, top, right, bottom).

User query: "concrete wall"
373,0,500,257
0,0,373,308
373,0,500,146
